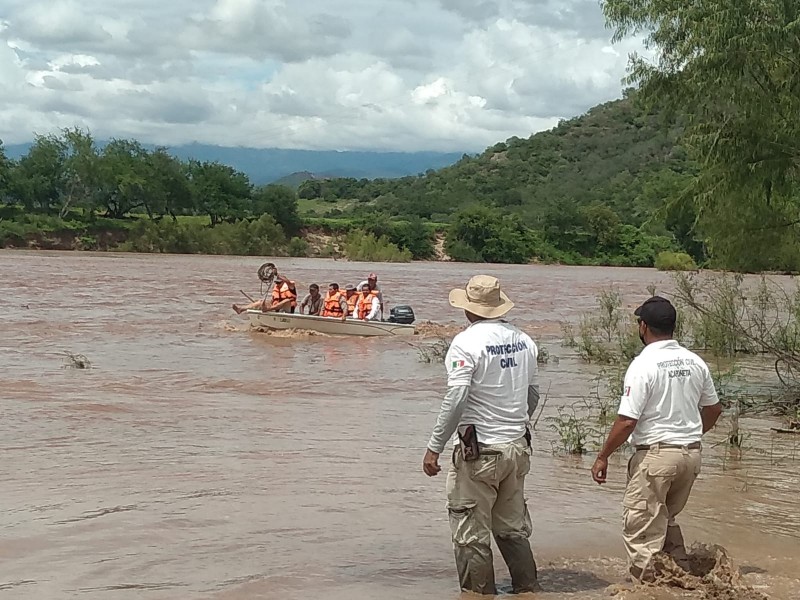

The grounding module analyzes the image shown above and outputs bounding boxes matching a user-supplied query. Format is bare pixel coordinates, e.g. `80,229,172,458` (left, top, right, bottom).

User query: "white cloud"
0,0,644,152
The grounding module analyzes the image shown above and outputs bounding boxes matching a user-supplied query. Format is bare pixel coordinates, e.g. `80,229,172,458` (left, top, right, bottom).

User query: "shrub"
288,236,310,257
655,251,698,271
446,205,535,264
343,230,412,262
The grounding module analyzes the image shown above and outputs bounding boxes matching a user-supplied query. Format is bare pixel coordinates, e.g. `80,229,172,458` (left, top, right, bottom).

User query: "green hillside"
299,92,702,266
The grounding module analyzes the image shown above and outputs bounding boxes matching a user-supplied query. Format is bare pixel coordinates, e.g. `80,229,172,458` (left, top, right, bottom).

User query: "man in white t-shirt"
356,273,383,314
423,275,541,595
591,296,722,581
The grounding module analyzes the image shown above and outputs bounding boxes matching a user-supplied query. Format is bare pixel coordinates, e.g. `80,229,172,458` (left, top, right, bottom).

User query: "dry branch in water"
62,351,91,369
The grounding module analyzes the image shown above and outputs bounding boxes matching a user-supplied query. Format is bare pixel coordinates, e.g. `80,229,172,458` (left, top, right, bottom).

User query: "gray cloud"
183,1,352,62
0,0,641,151
438,0,501,22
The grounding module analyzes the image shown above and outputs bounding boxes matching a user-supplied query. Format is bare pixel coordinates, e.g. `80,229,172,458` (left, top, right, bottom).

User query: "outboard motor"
388,305,415,324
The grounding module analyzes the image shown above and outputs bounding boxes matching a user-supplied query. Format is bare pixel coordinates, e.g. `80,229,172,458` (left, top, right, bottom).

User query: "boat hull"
247,310,416,337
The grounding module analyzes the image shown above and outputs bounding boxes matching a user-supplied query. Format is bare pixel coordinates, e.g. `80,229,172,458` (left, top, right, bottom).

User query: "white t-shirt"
618,340,719,446
445,319,538,445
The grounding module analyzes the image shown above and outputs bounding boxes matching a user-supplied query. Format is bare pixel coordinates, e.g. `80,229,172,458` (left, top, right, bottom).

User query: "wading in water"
591,296,722,581
423,275,541,595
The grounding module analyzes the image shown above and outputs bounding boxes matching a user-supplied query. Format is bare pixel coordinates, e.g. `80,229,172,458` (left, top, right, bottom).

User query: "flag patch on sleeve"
451,360,465,368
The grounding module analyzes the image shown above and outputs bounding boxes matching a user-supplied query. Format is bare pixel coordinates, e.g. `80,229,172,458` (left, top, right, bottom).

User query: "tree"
9,134,68,212
60,128,102,217
0,142,11,204
393,216,435,259
297,179,322,200
251,184,301,235
446,206,535,263
97,139,150,218
146,149,193,220
602,0,800,260
188,161,251,226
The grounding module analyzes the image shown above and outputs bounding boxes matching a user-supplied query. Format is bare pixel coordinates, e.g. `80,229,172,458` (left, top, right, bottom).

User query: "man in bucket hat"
423,275,541,594
591,296,722,581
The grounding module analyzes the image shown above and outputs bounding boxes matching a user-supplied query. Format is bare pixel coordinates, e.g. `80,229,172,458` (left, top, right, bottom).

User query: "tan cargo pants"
445,437,538,595
623,444,702,577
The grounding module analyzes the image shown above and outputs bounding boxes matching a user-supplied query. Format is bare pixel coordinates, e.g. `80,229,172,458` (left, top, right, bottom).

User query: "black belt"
635,441,701,451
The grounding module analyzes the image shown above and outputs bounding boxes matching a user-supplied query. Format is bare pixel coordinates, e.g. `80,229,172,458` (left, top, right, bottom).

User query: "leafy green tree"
0,142,11,204
10,134,68,212
60,128,102,217
251,184,301,234
97,139,150,218
188,161,251,226
446,206,535,263
393,216,435,259
297,179,322,199
147,148,193,220
602,0,800,263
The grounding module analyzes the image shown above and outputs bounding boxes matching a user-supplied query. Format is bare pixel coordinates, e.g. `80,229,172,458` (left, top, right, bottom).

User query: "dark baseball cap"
634,296,676,330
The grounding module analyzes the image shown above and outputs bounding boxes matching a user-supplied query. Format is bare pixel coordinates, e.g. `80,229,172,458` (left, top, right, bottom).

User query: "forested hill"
301,93,702,265
304,93,691,221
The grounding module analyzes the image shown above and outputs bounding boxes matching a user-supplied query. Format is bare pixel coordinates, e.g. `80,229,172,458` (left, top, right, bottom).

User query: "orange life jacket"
357,290,378,320
345,292,359,315
272,282,297,309
321,291,344,317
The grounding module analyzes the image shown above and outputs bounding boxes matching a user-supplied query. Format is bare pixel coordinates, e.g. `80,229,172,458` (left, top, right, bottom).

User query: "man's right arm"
700,366,722,433
527,340,540,418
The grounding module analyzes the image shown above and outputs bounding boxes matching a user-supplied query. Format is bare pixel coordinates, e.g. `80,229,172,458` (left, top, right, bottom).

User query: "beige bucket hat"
449,275,514,319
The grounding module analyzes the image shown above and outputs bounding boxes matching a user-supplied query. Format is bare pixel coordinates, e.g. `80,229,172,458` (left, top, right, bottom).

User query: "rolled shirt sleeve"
618,363,650,419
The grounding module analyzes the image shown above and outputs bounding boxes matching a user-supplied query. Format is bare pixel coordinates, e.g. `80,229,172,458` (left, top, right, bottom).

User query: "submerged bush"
655,251,698,271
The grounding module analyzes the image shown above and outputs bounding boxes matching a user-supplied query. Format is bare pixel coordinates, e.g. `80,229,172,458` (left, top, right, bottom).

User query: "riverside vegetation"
2,1,798,268
550,272,800,455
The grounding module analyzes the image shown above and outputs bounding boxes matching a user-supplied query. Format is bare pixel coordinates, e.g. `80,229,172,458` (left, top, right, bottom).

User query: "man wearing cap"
423,275,541,595
591,296,722,581
356,273,384,315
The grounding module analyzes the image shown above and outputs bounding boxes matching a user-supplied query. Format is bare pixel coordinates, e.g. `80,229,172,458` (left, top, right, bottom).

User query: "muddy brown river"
1,251,798,599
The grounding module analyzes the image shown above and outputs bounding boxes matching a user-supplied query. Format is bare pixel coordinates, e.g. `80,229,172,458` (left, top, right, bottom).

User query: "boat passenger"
356,282,381,321
232,273,297,314
343,284,359,316
356,273,384,312
321,283,348,320
299,284,323,316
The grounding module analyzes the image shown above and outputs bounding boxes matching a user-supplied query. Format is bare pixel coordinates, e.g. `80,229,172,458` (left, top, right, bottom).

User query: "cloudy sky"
0,0,643,152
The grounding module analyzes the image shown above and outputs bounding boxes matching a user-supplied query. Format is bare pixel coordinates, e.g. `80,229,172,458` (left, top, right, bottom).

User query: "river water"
1,251,798,600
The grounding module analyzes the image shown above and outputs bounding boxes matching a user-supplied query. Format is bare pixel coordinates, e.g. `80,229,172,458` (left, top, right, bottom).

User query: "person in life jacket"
321,283,348,320
268,274,298,313
232,273,297,314
356,282,381,321
356,272,384,317
343,284,359,316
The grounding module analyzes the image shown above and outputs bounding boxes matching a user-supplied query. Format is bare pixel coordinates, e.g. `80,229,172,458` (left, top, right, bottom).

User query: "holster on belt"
524,427,531,448
458,425,480,461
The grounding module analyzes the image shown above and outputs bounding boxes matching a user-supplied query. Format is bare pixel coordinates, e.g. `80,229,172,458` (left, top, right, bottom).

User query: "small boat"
247,310,416,337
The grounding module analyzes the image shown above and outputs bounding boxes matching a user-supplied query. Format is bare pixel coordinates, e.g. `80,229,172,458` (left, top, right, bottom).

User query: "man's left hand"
591,456,608,484
423,449,441,477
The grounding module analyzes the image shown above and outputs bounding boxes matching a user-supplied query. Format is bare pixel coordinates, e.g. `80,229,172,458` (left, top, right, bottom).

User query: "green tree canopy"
602,0,800,265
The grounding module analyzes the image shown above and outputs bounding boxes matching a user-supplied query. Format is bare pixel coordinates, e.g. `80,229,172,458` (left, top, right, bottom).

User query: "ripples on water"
1,251,798,599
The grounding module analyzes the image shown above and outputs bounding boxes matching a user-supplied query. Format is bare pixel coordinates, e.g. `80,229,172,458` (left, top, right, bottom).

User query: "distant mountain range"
2,142,464,185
